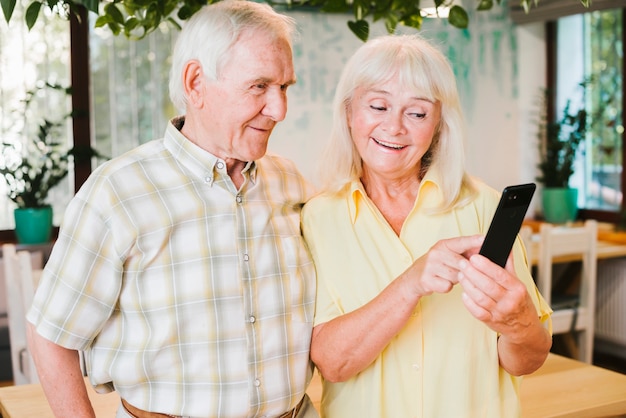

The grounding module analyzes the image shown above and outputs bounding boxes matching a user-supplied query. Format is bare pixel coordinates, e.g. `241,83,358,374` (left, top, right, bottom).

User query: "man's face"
197,30,296,163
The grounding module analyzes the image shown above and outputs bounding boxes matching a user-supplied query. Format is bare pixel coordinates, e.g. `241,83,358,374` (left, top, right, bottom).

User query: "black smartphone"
479,183,536,267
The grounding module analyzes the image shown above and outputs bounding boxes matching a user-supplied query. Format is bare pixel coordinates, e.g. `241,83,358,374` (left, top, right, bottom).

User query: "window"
0,11,174,237
89,21,177,157
0,10,71,231
551,8,624,221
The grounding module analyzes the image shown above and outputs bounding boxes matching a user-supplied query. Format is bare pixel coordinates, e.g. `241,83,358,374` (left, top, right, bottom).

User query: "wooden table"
520,353,626,417
0,377,119,417
0,354,624,417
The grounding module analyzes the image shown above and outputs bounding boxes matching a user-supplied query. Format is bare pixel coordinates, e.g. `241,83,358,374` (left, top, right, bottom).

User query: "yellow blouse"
302,175,551,418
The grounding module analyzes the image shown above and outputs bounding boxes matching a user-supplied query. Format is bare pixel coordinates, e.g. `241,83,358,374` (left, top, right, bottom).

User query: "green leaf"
352,0,369,20
379,10,398,32
319,0,349,13
124,16,138,30
25,1,42,30
447,5,468,29
347,19,369,42
94,14,108,27
0,0,16,22
107,21,121,35
104,3,125,24
476,0,493,11
402,13,423,31
166,16,181,31
384,16,397,34
76,0,99,14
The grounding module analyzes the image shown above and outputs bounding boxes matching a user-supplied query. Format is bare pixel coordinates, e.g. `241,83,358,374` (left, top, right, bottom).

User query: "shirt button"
243,254,249,262
249,315,256,323
254,379,261,387
204,175,213,183
216,161,225,169
236,195,243,204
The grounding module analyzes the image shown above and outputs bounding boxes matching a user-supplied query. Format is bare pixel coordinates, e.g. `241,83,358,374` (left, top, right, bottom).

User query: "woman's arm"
311,235,484,382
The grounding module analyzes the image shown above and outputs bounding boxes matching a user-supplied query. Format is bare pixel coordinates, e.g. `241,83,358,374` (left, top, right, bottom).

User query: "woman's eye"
370,105,386,111
409,112,426,118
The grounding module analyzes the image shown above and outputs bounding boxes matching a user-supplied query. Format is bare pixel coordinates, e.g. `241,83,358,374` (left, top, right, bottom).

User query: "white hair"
169,0,297,112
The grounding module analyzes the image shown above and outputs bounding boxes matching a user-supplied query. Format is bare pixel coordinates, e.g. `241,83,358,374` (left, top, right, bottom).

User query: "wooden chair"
536,220,598,363
1,244,42,384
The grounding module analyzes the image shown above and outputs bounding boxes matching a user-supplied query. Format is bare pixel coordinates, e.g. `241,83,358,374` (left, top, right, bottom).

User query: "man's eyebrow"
252,76,297,86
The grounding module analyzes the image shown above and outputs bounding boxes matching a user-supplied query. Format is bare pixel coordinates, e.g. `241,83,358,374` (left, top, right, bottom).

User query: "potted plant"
0,81,104,244
535,82,588,223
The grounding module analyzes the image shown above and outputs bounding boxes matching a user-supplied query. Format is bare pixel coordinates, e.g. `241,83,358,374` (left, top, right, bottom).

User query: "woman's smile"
372,137,406,150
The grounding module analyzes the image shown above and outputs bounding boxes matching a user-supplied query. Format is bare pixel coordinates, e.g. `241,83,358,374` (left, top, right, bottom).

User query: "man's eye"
254,83,267,90
371,106,386,111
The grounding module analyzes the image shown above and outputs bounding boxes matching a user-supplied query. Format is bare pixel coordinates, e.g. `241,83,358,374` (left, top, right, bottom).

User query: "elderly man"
26,1,317,417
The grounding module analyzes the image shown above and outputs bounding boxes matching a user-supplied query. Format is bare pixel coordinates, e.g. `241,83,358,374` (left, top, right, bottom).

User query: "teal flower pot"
14,206,53,244
541,188,578,224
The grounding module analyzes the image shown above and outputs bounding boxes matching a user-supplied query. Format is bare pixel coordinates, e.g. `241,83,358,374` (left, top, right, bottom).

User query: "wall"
0,3,549,229
268,5,547,216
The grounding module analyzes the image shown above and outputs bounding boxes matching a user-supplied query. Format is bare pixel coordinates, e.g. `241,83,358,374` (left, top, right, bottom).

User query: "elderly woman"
302,34,552,418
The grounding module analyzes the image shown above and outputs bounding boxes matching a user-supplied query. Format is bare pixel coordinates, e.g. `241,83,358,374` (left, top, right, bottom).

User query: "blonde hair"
319,34,476,211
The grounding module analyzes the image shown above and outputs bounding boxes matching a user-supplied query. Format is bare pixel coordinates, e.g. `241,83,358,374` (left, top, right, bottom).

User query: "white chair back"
2,244,42,384
536,220,598,363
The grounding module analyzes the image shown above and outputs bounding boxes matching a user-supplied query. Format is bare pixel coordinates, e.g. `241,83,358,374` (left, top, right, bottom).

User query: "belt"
278,396,305,418
121,399,180,418
121,396,305,418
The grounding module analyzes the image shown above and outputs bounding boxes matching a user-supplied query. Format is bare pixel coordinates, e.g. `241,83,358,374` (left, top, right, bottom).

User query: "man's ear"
182,60,205,108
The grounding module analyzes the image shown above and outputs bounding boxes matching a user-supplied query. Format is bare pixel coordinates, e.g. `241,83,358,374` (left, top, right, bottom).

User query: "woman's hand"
400,234,483,299
458,253,551,375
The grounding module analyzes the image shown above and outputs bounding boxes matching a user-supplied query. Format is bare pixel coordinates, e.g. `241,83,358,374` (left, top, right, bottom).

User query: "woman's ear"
182,60,205,109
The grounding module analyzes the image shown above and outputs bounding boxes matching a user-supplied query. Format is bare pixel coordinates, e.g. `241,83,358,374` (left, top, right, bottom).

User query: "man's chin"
247,142,270,161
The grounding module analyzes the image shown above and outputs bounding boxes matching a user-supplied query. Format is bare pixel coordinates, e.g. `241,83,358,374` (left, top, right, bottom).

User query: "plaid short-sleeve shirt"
27,118,316,417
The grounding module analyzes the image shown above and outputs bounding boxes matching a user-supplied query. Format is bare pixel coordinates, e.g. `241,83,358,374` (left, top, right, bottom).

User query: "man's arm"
27,322,96,418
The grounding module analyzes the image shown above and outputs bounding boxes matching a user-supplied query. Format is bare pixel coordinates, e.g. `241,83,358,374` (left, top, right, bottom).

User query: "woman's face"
348,78,442,180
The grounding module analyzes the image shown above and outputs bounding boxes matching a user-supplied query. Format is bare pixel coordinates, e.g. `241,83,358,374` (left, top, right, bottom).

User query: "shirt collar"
347,169,443,224
164,116,257,186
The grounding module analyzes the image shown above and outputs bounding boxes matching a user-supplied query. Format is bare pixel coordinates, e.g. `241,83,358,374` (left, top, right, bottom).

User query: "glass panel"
89,21,178,159
560,9,623,211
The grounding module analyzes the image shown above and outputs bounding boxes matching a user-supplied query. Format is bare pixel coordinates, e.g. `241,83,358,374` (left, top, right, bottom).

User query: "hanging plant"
1,0,590,41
